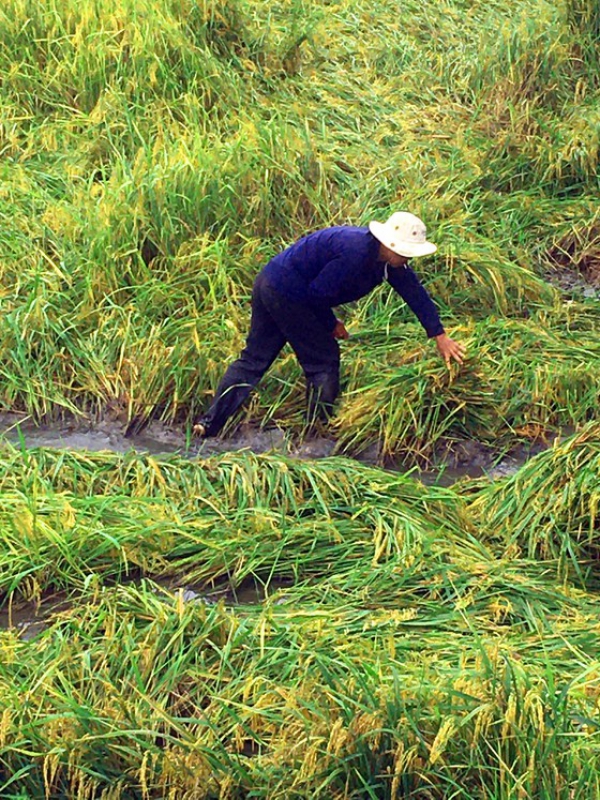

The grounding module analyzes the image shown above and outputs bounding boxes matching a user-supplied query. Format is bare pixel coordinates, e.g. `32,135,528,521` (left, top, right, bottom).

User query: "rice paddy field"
1,0,600,797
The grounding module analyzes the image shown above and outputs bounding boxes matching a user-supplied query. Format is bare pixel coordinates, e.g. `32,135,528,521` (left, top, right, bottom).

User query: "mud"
544,266,600,299
0,410,553,486
0,591,70,641
152,575,295,607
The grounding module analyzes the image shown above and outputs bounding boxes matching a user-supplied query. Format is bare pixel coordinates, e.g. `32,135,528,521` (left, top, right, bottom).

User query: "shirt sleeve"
311,304,338,331
386,266,445,338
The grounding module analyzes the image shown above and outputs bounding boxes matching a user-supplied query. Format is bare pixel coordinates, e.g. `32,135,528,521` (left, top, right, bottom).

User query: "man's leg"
197,275,285,436
305,370,340,427
260,284,341,428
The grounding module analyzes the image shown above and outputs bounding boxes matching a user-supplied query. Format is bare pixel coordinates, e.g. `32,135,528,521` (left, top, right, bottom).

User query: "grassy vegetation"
1,0,599,448
1,0,600,796
1,440,600,797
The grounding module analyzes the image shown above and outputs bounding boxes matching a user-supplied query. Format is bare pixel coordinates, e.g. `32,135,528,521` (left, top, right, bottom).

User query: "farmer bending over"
194,211,465,438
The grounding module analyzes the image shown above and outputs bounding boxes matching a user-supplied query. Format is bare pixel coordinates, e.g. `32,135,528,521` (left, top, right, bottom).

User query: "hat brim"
369,221,437,258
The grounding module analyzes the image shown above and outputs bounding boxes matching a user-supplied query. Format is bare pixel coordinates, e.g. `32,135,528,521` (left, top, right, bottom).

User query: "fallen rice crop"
1,439,600,798
1,0,600,796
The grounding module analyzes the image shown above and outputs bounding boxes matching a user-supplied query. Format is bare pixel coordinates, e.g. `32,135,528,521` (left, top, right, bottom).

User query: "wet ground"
0,411,549,484
544,262,600,299
0,590,71,641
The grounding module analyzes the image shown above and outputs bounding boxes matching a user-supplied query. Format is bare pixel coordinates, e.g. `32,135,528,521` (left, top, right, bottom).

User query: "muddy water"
0,592,70,640
545,266,600,299
0,412,297,458
0,603,49,640
0,411,545,484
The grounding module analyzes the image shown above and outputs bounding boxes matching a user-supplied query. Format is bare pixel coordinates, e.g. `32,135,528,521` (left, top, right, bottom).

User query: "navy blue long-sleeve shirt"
260,226,444,337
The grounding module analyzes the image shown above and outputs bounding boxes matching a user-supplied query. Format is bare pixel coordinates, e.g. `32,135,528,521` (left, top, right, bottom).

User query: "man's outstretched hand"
333,320,349,340
435,332,465,367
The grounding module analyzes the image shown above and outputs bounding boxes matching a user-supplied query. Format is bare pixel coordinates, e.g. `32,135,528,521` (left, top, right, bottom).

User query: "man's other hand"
435,332,465,367
333,320,349,340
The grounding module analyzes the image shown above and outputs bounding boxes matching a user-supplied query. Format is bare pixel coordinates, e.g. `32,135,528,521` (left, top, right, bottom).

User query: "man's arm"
386,265,444,337
387,266,465,365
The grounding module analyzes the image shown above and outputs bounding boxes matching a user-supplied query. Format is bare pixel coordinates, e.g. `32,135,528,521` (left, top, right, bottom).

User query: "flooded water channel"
0,576,294,639
0,411,548,481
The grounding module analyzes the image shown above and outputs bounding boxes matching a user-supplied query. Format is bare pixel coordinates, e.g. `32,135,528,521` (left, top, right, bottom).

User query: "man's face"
379,244,409,268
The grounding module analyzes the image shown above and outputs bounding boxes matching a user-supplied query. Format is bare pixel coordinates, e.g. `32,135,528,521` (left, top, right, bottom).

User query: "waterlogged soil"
0,411,551,484
544,263,600,299
0,590,71,641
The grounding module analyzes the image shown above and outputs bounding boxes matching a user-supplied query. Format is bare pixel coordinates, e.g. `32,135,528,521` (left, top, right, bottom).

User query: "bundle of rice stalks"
0,445,468,604
470,422,600,580
567,0,600,79
334,309,600,460
0,444,462,521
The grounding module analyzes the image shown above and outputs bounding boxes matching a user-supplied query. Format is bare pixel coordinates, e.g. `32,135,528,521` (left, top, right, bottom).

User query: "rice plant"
470,421,600,582
2,0,600,795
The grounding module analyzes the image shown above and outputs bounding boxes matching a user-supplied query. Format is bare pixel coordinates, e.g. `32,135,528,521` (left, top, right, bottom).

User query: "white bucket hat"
368,211,437,257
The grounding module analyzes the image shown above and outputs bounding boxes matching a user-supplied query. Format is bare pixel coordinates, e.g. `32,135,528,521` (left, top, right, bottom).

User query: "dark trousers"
199,273,340,436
